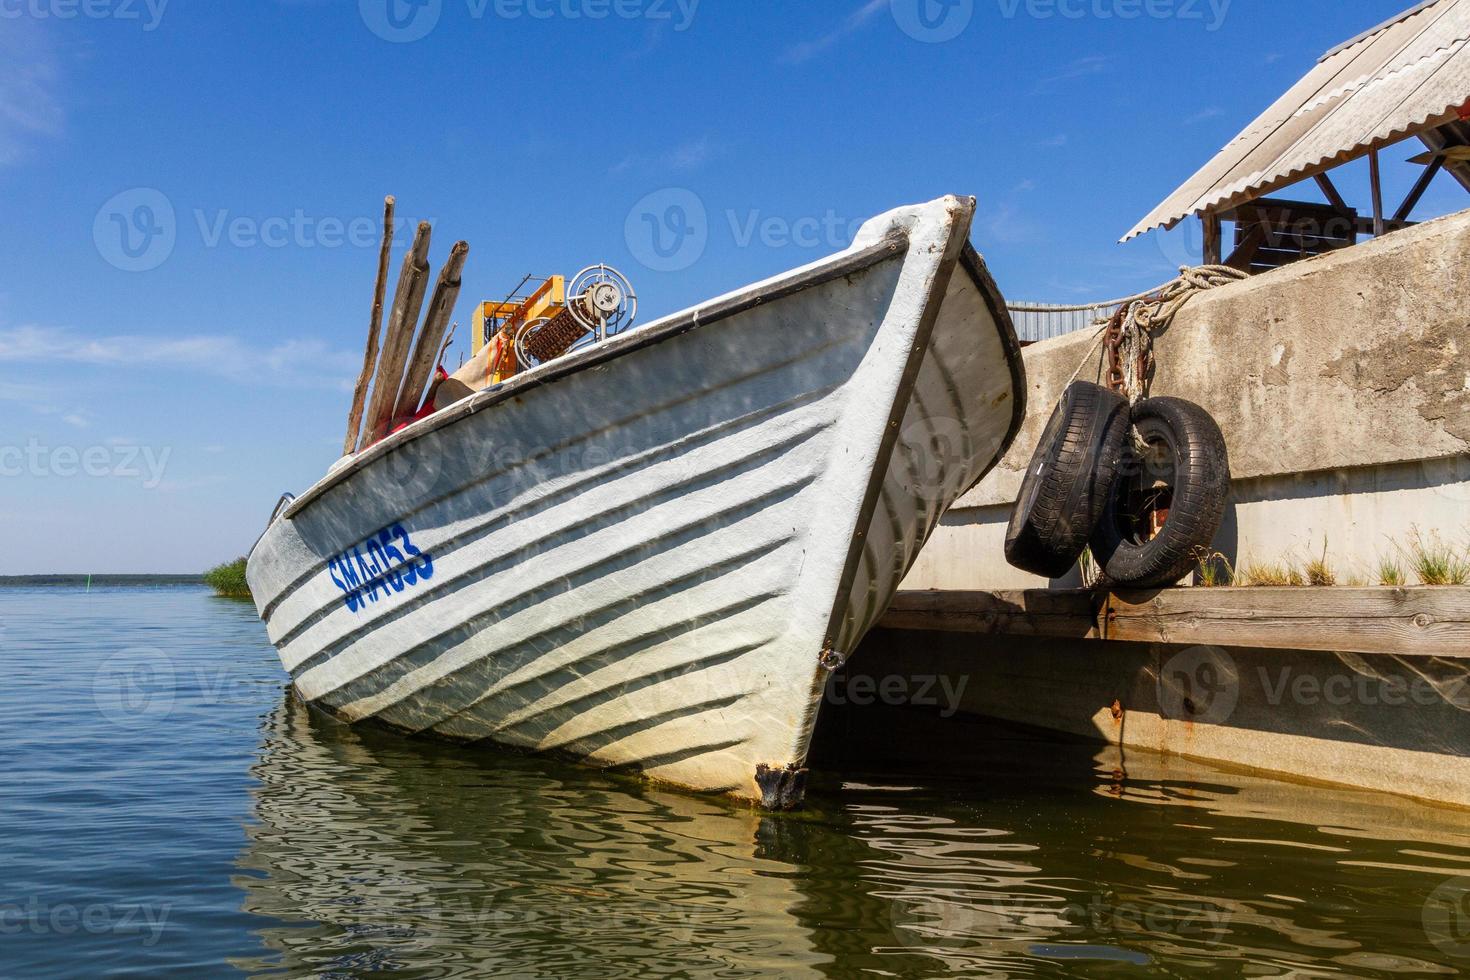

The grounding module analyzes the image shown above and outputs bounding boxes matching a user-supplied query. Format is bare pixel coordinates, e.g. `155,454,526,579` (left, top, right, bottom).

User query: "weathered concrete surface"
966,206,1470,509
855,627,1470,809
910,457,1470,591
905,208,1470,592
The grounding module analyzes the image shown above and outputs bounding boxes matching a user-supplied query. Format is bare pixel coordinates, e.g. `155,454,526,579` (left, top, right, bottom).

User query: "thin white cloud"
667,136,715,170
609,136,720,177
152,474,229,495
0,325,356,390
780,0,887,65
1184,106,1226,125
978,200,1043,246
0,378,91,428
0,22,65,165
0,380,52,403
623,23,669,62
1036,134,1069,148
1035,54,1112,91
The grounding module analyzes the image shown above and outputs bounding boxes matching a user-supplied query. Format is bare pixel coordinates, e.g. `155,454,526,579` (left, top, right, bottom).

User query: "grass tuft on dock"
1404,529,1470,587
1221,531,1470,589
1238,560,1305,588
1377,554,1407,587
1304,541,1337,587
1193,548,1236,587
203,558,252,600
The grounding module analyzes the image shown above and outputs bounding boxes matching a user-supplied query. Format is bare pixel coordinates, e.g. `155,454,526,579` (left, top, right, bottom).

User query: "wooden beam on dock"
880,587,1470,659
882,589,1101,638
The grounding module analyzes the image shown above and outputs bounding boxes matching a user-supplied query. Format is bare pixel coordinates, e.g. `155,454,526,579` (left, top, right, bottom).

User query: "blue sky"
2,0,1463,573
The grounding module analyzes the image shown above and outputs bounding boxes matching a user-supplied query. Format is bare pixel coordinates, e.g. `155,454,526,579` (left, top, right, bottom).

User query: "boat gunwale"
957,242,1028,497
258,230,912,549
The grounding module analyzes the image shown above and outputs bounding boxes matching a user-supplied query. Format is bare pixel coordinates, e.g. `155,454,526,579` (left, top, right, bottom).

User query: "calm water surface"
4,585,1470,977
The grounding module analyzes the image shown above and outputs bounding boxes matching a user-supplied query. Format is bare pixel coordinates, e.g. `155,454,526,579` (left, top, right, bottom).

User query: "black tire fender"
1005,381,1130,579
1090,396,1231,589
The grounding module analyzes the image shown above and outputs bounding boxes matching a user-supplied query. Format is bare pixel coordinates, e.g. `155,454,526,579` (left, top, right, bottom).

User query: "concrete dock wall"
908,207,1470,591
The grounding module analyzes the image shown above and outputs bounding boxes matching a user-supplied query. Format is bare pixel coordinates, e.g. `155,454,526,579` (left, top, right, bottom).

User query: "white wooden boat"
246,196,1025,807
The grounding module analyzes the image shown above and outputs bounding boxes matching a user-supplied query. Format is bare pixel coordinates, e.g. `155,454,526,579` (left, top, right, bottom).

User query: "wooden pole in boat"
396,241,469,419
417,322,459,410
344,195,395,455
362,221,433,448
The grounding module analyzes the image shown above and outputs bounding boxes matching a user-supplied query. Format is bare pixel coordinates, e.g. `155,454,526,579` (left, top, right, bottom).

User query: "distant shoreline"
0,575,205,586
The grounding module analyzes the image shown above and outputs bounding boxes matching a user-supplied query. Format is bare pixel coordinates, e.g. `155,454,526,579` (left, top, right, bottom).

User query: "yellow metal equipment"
473,275,565,352
470,266,638,384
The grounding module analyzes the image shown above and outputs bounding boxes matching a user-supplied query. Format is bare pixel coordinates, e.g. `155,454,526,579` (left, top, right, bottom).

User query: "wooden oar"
361,221,432,448
395,240,469,420
343,195,395,455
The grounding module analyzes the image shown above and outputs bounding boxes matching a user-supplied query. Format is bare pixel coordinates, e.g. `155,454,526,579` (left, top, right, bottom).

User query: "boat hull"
247,197,1024,805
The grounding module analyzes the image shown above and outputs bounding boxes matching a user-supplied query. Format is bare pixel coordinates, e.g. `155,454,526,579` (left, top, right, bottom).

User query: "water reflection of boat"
236,693,1470,977
234,694,831,977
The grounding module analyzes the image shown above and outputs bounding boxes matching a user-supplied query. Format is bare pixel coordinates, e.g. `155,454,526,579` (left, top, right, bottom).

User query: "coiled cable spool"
515,311,589,368
513,265,638,370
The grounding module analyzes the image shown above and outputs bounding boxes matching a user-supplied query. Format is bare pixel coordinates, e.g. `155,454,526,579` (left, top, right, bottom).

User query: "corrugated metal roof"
1123,0,1470,242
1006,302,1117,343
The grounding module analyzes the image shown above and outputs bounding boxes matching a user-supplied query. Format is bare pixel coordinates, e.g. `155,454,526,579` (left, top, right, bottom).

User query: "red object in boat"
388,367,451,434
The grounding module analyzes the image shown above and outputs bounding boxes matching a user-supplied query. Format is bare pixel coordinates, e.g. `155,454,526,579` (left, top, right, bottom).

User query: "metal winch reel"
568,264,637,340
513,264,638,370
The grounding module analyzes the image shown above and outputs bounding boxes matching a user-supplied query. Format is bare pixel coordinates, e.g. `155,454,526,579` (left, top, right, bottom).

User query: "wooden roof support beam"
1370,149,1386,238
1202,211,1222,265
1314,172,1349,212
1395,156,1446,223
1418,121,1470,194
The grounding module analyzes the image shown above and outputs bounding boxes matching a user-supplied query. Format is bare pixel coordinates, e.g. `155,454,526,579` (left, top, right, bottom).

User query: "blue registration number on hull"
327,524,434,613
